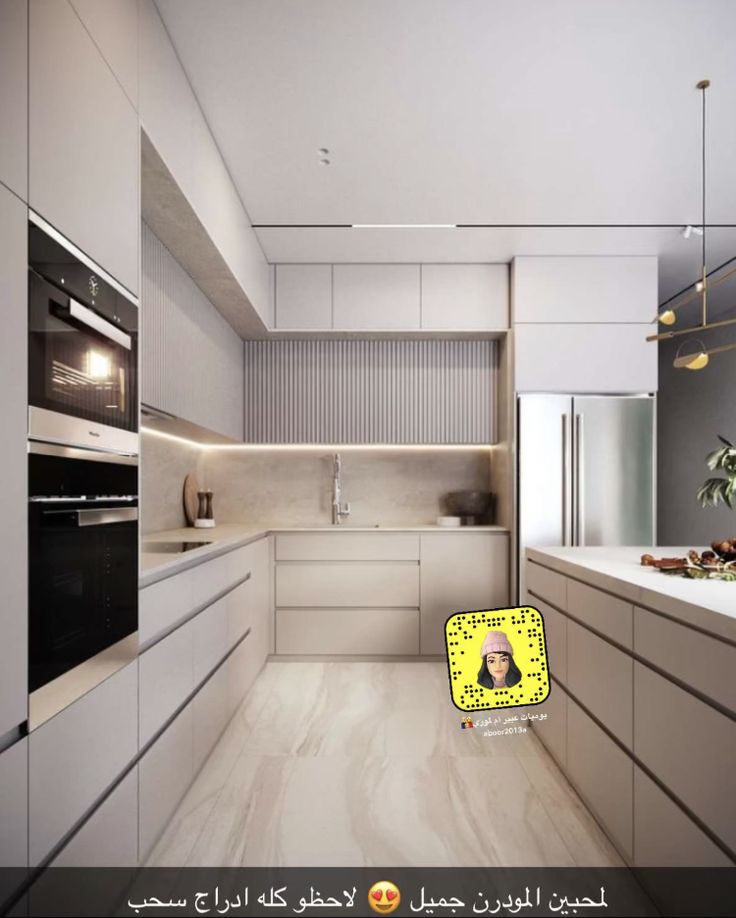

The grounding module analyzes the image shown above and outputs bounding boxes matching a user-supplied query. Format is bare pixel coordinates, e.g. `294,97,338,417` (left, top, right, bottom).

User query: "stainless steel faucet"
331,453,350,525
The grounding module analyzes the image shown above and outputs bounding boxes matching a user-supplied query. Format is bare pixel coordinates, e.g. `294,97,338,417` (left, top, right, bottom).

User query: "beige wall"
140,431,206,534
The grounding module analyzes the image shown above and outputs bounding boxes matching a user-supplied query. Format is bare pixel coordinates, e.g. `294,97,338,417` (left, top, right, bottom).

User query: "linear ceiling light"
351,224,457,229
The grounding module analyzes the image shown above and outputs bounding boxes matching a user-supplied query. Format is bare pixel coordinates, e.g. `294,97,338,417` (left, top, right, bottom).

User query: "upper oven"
28,214,139,455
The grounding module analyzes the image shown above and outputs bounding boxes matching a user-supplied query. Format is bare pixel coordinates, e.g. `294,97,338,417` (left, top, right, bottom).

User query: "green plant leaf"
706,447,729,471
717,435,734,447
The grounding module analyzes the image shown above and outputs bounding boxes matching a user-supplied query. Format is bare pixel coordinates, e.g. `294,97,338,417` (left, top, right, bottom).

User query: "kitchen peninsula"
525,546,736,873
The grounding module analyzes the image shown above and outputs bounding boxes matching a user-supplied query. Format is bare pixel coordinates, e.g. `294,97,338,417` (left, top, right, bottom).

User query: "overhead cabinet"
29,0,139,294
274,263,509,331
0,0,28,199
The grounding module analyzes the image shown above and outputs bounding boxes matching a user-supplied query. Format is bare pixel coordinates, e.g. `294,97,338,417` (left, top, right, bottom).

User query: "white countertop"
527,546,736,641
141,522,509,587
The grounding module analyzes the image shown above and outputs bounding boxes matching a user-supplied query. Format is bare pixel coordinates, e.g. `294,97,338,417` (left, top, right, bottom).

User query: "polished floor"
146,662,623,867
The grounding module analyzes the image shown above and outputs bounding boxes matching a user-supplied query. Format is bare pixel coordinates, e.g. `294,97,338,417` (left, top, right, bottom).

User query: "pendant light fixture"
647,80,736,367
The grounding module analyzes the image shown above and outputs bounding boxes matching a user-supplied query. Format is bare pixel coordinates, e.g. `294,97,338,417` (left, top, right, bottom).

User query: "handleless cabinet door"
193,664,229,774
0,185,27,737
275,264,332,329
29,0,139,294
139,622,194,748
421,264,509,330
532,679,568,769
0,740,28,867
0,0,28,198
333,265,420,330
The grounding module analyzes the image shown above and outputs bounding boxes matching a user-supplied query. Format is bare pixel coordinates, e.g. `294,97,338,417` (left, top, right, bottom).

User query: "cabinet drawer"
635,606,736,714
192,595,228,686
634,661,736,853
526,561,566,609
276,608,419,655
634,766,732,867
567,620,632,748
567,696,633,862
228,620,269,715
535,597,567,683
532,679,568,768
0,740,27,867
139,622,193,747
139,539,265,646
276,532,420,561
193,664,230,774
276,562,419,607
51,767,138,867
567,580,632,648
29,660,138,865
139,703,193,863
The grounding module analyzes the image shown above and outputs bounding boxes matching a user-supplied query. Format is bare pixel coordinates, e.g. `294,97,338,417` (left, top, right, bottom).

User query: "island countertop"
526,545,736,642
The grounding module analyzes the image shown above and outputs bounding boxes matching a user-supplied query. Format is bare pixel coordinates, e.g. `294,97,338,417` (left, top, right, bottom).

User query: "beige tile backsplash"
141,432,493,532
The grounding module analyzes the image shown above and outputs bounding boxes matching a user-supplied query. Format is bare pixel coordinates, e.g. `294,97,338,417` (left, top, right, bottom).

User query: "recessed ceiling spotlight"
318,147,329,155
319,158,330,166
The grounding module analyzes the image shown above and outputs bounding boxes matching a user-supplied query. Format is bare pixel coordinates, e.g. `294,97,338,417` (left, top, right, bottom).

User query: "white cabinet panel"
567,696,633,862
514,323,657,393
29,661,138,865
277,562,419,608
51,767,138,867
513,256,657,323
526,561,567,610
138,704,193,862
193,597,228,686
29,0,139,294
275,264,332,329
634,767,732,867
228,621,269,716
0,185,27,736
421,264,508,330
276,532,419,561
139,622,193,748
420,533,509,655
69,0,138,108
193,664,229,774
276,608,419,655
0,740,28,867
532,679,567,769
534,597,567,683
0,0,28,198
333,265,420,329
567,579,633,648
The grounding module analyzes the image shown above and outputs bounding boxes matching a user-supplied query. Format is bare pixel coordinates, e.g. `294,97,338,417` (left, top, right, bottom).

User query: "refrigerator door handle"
575,412,585,547
562,413,570,546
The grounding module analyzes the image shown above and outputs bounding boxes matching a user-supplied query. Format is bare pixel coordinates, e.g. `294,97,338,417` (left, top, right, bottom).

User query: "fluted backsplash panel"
243,339,496,443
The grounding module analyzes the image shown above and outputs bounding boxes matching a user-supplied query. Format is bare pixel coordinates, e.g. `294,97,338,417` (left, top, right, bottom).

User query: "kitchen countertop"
141,522,509,588
527,545,736,642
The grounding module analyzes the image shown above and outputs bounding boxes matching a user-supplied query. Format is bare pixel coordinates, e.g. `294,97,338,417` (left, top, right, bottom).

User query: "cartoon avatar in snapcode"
477,630,522,689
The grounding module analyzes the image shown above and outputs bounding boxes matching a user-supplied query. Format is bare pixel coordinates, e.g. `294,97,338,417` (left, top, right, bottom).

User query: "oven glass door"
28,501,138,693
29,270,137,433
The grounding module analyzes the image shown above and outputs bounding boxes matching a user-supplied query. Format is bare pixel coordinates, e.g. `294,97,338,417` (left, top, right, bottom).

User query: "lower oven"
28,441,139,730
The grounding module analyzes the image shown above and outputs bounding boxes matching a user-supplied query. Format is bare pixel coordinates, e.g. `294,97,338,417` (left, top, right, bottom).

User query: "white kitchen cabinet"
29,0,139,294
139,621,194,748
0,739,28,867
69,0,138,108
525,560,567,609
193,664,230,774
50,767,138,867
333,264,420,330
0,0,28,198
29,660,138,865
421,264,508,330
193,595,229,686
276,532,419,562
419,533,509,655
534,597,567,683
228,620,270,716
514,323,657,393
277,562,419,608
0,185,27,738
139,703,194,862
512,256,657,324
275,264,332,329
567,579,633,648
532,679,567,769
567,696,633,862
276,608,419,655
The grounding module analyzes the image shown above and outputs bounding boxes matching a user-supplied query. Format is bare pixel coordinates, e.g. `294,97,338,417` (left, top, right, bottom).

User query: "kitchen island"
525,546,736,873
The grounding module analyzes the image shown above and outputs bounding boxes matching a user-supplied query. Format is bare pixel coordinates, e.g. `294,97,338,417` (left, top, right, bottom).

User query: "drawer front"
276,562,419,607
0,739,27,867
139,703,194,863
535,597,567,683
139,539,267,646
29,661,138,865
567,620,632,748
532,679,568,768
634,661,736,853
634,766,733,867
192,595,228,686
228,620,269,716
276,532,420,561
276,609,419,655
526,561,566,609
193,665,230,774
226,576,255,648
139,622,193,748
567,579,633,648
51,767,139,867
567,696,633,862
635,606,736,714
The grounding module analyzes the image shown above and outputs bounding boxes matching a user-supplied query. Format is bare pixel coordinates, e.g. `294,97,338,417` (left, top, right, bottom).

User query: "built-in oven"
28,441,138,730
28,212,138,455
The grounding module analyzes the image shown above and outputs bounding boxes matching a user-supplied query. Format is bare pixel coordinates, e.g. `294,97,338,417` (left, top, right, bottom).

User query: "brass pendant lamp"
647,80,736,368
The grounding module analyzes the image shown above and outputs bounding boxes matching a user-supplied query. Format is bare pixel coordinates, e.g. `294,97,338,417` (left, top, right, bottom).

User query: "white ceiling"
156,0,736,302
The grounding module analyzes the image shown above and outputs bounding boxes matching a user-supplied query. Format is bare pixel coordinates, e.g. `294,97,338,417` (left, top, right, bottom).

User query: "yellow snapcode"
445,606,550,711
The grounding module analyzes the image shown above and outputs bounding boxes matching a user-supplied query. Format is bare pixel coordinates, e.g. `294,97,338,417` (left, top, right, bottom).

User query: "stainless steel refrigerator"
517,394,656,601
